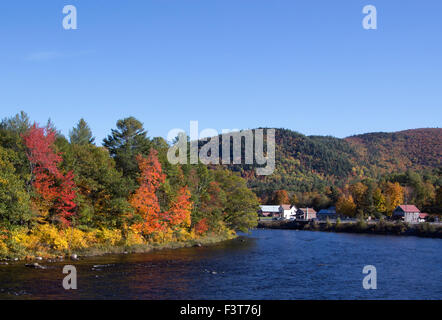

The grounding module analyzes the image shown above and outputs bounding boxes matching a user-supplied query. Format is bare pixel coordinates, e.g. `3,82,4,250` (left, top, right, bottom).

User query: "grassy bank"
257,219,442,238
0,224,237,261
75,233,236,258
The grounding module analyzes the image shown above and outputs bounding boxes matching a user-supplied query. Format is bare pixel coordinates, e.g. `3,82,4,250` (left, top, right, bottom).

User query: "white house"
281,205,297,220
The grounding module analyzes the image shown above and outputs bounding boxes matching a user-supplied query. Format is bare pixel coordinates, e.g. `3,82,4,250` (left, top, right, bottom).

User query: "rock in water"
25,263,46,270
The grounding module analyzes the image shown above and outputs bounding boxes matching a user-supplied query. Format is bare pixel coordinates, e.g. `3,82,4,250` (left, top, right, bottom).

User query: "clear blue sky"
1,0,441,143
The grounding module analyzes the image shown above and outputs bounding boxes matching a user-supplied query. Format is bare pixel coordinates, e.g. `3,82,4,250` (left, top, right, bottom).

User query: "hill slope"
345,128,441,172
224,128,441,198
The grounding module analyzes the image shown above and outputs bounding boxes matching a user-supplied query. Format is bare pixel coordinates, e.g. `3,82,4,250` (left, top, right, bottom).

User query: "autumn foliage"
0,113,258,258
22,124,76,226
194,218,209,236
272,190,289,205
129,150,166,234
129,149,195,238
167,186,192,228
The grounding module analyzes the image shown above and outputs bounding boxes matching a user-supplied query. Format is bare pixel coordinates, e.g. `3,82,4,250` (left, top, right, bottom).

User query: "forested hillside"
224,128,441,215
346,128,441,173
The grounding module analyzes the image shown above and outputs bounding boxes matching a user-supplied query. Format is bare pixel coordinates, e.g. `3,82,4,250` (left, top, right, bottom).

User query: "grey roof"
259,205,281,213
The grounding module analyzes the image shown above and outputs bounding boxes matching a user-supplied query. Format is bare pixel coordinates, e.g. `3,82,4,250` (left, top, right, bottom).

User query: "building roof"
259,205,281,213
298,208,317,214
419,213,429,218
318,207,337,215
281,204,292,210
396,205,420,213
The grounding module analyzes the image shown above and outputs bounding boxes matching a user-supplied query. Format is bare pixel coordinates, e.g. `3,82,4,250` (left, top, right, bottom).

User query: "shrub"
417,222,436,235
173,228,192,242
394,221,409,234
309,220,319,230
124,231,145,246
355,218,368,232
0,239,8,257
65,228,92,250
375,218,386,233
95,228,122,246
326,217,332,229
335,217,342,230
34,224,69,251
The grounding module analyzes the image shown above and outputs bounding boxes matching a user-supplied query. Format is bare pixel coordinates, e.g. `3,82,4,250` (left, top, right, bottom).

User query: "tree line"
0,112,259,258
268,172,441,218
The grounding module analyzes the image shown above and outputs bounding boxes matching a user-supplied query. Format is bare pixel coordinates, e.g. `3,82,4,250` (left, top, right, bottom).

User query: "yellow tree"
384,182,404,215
350,182,368,209
373,188,386,214
336,195,356,217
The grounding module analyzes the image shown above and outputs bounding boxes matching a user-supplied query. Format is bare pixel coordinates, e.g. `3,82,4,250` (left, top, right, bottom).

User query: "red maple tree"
129,150,167,234
167,186,192,228
22,124,76,226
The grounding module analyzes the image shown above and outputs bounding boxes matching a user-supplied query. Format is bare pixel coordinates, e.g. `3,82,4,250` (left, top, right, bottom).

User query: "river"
0,229,441,299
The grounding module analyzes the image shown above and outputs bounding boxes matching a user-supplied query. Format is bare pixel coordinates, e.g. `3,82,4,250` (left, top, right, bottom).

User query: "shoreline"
257,220,442,239
0,233,237,265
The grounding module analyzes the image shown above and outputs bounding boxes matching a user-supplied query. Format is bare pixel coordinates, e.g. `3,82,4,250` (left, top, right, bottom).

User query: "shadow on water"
0,230,441,300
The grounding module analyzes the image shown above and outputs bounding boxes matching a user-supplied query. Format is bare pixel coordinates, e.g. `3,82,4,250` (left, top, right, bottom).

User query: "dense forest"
0,112,259,259
223,128,441,216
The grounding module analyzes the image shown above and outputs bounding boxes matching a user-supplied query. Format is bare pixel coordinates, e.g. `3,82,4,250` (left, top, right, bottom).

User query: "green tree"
103,117,151,192
0,146,32,226
0,112,32,184
290,193,299,206
1,111,31,134
61,144,131,228
214,169,259,232
69,118,95,145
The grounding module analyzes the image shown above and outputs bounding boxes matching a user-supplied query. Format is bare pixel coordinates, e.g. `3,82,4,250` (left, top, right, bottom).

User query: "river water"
0,229,441,299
